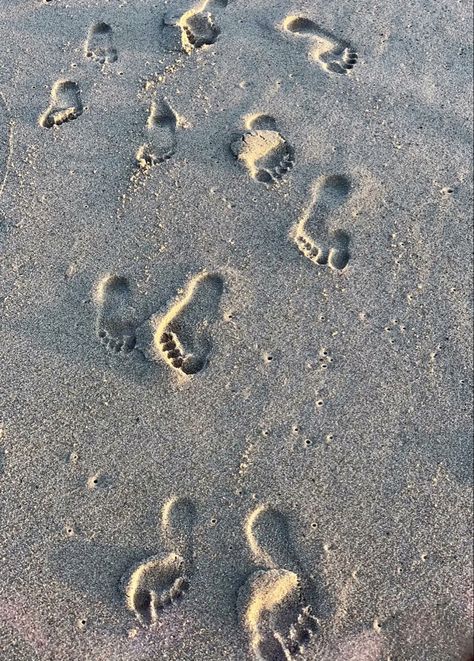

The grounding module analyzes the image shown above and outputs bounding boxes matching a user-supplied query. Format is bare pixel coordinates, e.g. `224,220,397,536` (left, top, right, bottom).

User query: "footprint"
40,80,83,128
148,272,224,376
238,505,318,660
94,274,137,354
291,175,352,271
177,0,228,53
122,497,196,627
85,22,118,64
282,16,358,75
231,114,295,185
136,99,178,168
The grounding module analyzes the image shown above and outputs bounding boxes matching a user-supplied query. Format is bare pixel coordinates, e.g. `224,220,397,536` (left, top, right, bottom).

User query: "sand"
0,0,472,659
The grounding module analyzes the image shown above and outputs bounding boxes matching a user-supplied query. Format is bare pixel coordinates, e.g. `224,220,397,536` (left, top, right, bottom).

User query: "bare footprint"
122,497,196,627
231,114,295,185
282,16,358,75
136,99,178,168
40,81,83,128
238,505,318,660
85,22,118,64
94,275,137,354
141,272,224,376
291,175,352,272
176,0,228,53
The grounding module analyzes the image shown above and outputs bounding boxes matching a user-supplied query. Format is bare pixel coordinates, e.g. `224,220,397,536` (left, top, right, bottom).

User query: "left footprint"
40,80,83,128
85,22,118,64
95,275,137,354
122,497,197,627
136,99,178,168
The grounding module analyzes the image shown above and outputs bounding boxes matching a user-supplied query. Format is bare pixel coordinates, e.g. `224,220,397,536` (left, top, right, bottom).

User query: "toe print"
40,80,83,128
291,175,352,272
231,114,294,185
94,274,137,354
85,22,118,64
282,16,358,75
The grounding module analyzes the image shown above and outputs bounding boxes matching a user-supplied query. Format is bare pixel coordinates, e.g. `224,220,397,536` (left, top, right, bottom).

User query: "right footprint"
238,505,318,660
136,99,178,169
282,16,358,75
231,114,295,185
94,274,138,354
40,80,83,128
291,174,352,272
150,272,224,376
85,22,118,64
122,497,196,627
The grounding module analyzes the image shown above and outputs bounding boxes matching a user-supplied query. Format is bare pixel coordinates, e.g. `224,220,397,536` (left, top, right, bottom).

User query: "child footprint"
136,99,178,168
238,505,318,660
138,272,224,376
291,175,352,272
122,497,196,627
177,0,228,53
85,22,118,64
282,16,358,75
231,114,295,185
40,80,83,128
94,274,138,354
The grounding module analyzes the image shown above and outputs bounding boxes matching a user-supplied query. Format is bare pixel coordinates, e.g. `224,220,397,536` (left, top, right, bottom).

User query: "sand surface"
0,0,472,659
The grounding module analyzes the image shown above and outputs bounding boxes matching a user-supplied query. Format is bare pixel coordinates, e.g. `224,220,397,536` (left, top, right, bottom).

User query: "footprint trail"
85,22,118,64
40,81,83,128
291,175,352,271
238,505,318,660
231,114,295,185
283,16,358,75
136,99,178,168
122,497,196,627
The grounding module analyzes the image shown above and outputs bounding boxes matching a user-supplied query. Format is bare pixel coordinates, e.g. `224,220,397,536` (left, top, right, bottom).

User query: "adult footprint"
136,99,178,168
291,175,352,271
176,0,228,53
122,497,196,627
40,81,83,128
85,22,118,64
151,272,224,375
282,16,358,75
231,114,295,185
238,505,318,660
94,274,138,354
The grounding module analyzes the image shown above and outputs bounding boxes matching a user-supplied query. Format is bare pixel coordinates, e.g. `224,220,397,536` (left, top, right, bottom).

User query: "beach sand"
0,0,472,659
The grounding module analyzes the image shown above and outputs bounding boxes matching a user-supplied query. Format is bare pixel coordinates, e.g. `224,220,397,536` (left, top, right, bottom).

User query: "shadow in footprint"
231,114,295,185
238,505,327,660
40,81,83,128
136,99,178,168
282,16,358,75
291,174,352,272
174,0,229,53
122,496,196,627
95,274,138,354
85,22,118,64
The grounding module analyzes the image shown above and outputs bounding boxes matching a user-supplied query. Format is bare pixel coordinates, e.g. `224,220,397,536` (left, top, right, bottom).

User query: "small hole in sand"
316,400,324,407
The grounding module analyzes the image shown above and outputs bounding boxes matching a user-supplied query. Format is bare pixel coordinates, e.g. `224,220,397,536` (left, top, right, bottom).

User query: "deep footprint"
283,16,358,75
122,497,196,626
95,274,137,354
136,99,177,168
40,81,83,128
178,0,228,53
238,505,318,660
231,114,295,184
152,272,224,376
85,22,118,64
292,174,352,271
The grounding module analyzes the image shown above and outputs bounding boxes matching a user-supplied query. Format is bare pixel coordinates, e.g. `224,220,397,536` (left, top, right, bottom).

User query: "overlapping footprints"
231,114,295,185
40,80,83,128
136,99,178,168
282,16,358,75
85,22,118,64
292,175,352,271
122,497,196,626
238,505,318,660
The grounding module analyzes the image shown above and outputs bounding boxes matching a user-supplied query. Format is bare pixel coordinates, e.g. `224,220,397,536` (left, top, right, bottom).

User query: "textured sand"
0,0,472,659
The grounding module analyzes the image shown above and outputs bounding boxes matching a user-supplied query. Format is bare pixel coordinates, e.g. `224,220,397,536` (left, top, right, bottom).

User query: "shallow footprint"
238,505,318,660
291,175,351,272
85,22,118,64
122,497,196,627
231,114,295,185
283,16,358,75
94,274,137,354
136,99,177,168
40,80,83,128
150,272,224,376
